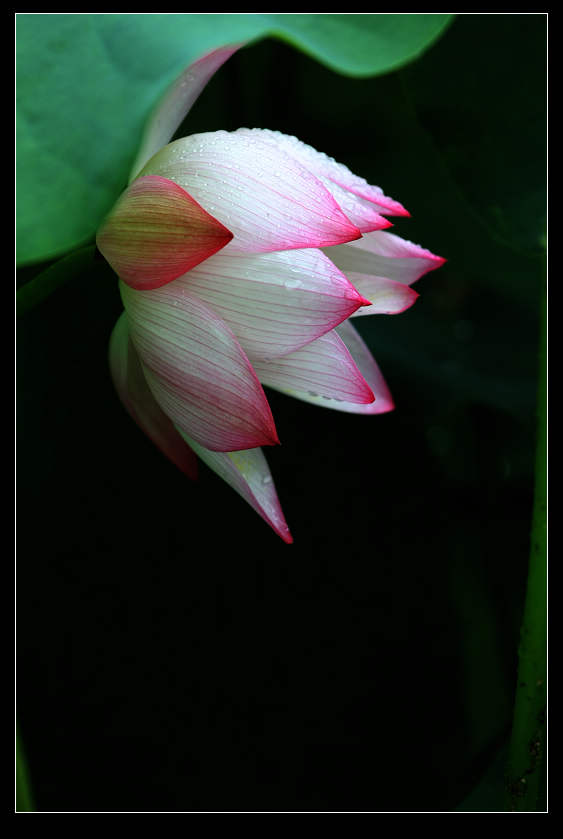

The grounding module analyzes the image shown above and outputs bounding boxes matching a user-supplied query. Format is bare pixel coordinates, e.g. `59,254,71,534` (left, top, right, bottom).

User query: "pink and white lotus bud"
100,47,445,543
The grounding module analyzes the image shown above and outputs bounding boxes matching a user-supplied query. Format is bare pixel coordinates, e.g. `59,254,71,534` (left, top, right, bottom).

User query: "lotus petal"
235,128,410,216
346,273,419,317
109,312,198,479
120,281,279,452
179,432,293,544
264,320,394,415
177,248,370,360
326,230,446,286
253,329,375,405
97,175,233,290
139,131,362,254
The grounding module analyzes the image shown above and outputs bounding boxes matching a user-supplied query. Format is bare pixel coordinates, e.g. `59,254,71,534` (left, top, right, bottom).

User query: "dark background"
17,14,546,811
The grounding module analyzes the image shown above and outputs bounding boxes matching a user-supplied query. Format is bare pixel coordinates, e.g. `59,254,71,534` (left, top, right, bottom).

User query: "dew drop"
284,278,303,290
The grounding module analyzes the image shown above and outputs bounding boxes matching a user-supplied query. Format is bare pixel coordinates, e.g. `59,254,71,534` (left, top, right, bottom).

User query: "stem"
16,725,34,812
505,260,547,811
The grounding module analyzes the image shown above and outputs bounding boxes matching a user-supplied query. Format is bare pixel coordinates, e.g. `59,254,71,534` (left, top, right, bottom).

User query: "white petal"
265,320,394,415
120,281,279,452
346,273,419,317
139,131,361,254
179,248,369,360
108,312,198,479
253,329,374,405
235,128,410,216
317,176,394,233
326,230,446,286
178,432,293,544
